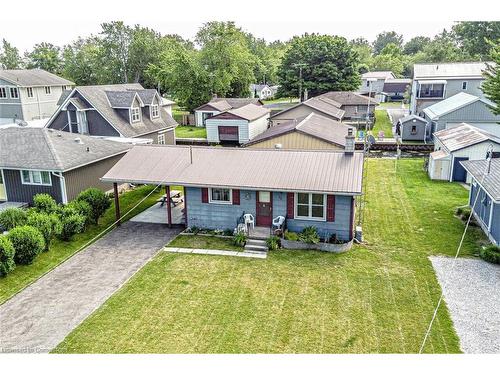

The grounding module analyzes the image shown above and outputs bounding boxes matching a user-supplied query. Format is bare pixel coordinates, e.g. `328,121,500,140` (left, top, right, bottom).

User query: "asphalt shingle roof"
0,69,74,86
105,91,139,108
0,127,131,171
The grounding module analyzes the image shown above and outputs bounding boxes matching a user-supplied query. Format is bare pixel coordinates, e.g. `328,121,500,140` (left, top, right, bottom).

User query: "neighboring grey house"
270,96,345,126
0,69,74,123
0,127,131,205
250,84,275,99
359,71,395,99
422,92,500,139
45,84,177,144
462,159,500,246
428,123,500,182
205,104,270,144
317,91,378,122
397,114,428,142
382,79,411,102
194,97,264,127
410,62,490,115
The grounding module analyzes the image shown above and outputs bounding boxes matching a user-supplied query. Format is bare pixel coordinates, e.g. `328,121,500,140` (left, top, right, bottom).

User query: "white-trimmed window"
209,188,232,204
10,87,19,99
462,81,468,90
45,86,51,95
0,87,6,98
158,133,165,144
151,104,159,119
295,193,326,220
27,87,34,98
131,107,141,123
20,170,51,186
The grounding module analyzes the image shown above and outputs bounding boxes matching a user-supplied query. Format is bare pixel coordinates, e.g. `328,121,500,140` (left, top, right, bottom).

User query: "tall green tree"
350,38,372,73
373,31,403,55
277,34,360,99
62,37,109,85
453,21,500,58
403,36,431,55
99,21,132,83
24,42,61,73
481,42,500,115
419,30,469,63
0,39,22,69
370,43,405,76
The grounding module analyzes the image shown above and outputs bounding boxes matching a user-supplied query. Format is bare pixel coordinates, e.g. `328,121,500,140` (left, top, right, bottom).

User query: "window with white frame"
45,86,51,95
0,87,6,98
10,87,19,99
20,170,51,186
131,107,141,122
151,104,159,118
462,81,468,90
295,193,325,220
27,87,34,98
209,188,232,204
158,133,165,144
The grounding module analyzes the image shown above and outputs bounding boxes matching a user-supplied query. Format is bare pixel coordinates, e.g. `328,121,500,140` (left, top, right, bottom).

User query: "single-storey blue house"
102,137,363,241
461,159,500,246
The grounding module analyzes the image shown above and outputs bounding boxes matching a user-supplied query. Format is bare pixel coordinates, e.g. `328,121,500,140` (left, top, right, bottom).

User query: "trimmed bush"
479,245,500,264
7,226,45,265
76,188,111,224
66,200,92,226
456,206,471,222
0,207,27,231
33,194,58,214
58,207,86,241
27,212,62,251
0,236,16,277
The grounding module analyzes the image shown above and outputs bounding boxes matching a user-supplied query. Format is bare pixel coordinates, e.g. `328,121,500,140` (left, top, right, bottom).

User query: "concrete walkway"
164,247,267,259
0,222,180,353
430,256,500,353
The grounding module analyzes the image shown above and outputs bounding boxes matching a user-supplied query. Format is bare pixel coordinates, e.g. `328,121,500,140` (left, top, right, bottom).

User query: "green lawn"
54,159,485,353
372,109,394,138
168,234,242,251
175,126,207,139
377,101,408,109
0,185,163,304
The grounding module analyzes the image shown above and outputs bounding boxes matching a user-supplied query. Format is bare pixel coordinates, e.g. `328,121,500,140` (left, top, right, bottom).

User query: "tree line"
0,21,498,111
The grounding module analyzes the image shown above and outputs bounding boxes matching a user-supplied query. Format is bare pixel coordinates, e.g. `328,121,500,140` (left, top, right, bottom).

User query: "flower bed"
281,239,353,253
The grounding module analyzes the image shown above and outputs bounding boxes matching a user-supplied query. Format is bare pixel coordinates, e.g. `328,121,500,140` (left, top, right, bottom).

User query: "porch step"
244,239,268,253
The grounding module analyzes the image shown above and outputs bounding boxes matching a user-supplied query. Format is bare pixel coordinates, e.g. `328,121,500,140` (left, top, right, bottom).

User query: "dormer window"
151,104,159,119
131,107,141,123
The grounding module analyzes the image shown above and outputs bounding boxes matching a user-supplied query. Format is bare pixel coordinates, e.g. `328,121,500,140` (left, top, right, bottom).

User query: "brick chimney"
345,127,355,155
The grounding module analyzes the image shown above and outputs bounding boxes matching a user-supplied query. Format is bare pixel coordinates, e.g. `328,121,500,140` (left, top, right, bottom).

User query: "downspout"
52,172,68,204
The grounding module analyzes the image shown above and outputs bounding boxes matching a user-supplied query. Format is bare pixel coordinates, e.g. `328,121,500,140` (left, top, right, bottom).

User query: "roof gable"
0,69,74,87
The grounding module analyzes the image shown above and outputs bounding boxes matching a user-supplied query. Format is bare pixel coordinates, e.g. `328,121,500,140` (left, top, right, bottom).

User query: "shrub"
66,200,92,226
284,230,299,241
456,206,471,221
299,226,320,244
76,188,111,224
0,236,15,277
27,212,62,251
7,226,45,265
479,245,500,264
0,208,27,231
33,194,58,214
233,231,247,247
266,236,280,251
223,228,233,236
58,210,86,241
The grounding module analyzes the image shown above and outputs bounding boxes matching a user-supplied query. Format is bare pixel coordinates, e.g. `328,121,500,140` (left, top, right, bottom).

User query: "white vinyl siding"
205,115,269,144
0,87,6,98
9,87,19,99
45,86,51,95
20,170,52,186
27,87,34,98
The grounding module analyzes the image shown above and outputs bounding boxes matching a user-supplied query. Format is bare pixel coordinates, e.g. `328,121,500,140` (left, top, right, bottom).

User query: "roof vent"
74,137,83,144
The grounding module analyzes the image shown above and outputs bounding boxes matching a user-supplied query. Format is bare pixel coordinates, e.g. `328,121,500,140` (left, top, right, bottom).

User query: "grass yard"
168,234,242,251
372,109,394,138
0,185,164,305
54,159,485,353
377,101,408,109
175,125,207,139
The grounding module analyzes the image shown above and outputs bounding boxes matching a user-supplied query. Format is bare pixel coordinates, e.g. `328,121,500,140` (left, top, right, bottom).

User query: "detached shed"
428,123,500,182
398,114,428,142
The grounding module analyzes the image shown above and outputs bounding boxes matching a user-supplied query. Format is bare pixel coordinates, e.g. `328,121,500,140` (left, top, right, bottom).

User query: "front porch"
130,200,185,225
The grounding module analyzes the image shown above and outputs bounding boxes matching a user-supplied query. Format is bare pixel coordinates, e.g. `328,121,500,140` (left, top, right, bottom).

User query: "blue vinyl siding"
186,187,353,240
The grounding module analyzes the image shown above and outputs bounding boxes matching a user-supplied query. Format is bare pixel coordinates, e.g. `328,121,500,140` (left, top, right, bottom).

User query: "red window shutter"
327,195,335,222
286,193,294,219
201,188,208,203
232,189,240,205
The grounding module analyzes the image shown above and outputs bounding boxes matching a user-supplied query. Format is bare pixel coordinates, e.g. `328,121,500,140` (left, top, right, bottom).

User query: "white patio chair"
243,213,255,229
272,215,285,230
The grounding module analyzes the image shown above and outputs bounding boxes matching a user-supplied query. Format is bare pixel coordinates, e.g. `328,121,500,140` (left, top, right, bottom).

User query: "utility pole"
293,63,307,102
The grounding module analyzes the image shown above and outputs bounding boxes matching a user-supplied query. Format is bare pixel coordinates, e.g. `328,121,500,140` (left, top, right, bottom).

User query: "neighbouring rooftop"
462,159,500,201
423,92,494,119
0,69,74,87
434,123,500,152
414,62,491,79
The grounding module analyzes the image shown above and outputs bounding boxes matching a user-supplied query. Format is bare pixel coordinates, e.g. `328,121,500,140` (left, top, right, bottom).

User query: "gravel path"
0,222,181,353
430,256,500,353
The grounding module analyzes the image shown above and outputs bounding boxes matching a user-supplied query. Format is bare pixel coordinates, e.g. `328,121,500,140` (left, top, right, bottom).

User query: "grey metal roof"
434,123,500,152
318,91,378,106
0,127,131,172
423,92,494,119
225,103,270,121
362,71,395,80
244,113,354,147
195,97,264,112
400,114,427,124
57,84,177,138
0,69,74,87
461,159,500,201
102,146,364,195
414,62,490,79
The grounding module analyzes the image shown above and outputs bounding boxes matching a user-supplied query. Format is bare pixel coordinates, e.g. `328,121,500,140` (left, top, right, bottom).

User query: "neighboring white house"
422,92,500,138
410,62,490,115
0,69,74,123
161,98,175,117
205,103,270,144
250,84,278,99
428,123,500,182
359,71,395,101
194,97,263,127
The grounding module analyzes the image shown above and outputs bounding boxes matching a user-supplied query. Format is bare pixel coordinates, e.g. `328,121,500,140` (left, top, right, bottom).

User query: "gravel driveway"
0,222,180,353
430,256,500,353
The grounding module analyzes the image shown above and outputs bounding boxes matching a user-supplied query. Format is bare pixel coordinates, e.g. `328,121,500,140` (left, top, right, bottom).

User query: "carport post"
166,185,172,228
113,183,121,226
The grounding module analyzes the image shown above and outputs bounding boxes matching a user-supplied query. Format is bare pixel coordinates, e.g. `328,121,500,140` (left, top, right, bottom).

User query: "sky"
0,0,496,52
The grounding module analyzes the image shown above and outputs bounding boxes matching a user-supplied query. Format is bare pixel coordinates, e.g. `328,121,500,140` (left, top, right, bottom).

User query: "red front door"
256,191,272,226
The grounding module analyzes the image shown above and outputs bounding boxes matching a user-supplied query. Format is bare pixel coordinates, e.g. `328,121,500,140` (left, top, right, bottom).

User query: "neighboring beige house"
270,96,345,126
0,69,74,123
244,113,355,150
194,97,263,127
